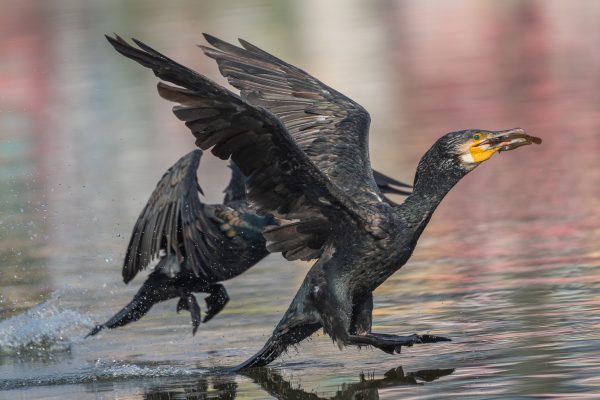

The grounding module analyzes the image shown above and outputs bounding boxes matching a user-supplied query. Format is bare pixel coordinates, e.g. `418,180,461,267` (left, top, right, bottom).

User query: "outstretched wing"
372,169,412,205
201,35,381,204
223,161,412,206
107,35,378,261
124,150,235,282
123,149,273,284
124,150,205,282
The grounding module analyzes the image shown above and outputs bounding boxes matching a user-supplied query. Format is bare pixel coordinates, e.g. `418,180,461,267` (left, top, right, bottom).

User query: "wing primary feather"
372,169,412,189
107,34,383,263
198,34,388,204
121,151,205,282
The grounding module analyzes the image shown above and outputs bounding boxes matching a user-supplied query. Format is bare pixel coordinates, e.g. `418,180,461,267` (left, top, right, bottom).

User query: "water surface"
1,1,600,398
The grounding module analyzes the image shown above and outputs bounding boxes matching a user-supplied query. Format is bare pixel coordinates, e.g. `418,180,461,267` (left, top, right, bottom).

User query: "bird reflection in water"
142,374,238,400
141,366,454,399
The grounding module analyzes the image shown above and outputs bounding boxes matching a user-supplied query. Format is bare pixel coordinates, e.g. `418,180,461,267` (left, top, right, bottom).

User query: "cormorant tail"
230,324,320,371
86,261,177,337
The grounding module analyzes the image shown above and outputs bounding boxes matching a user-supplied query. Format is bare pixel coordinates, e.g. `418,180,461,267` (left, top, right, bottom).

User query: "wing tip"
122,265,134,284
201,33,233,52
197,44,225,59
202,32,218,45
237,37,254,51
130,37,146,49
105,33,126,49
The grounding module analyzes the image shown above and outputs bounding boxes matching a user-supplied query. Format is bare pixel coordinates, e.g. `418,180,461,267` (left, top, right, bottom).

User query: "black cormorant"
105,34,541,368
87,150,410,337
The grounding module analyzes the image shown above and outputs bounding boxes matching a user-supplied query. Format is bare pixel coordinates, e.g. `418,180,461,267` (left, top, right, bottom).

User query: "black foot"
203,284,229,323
176,293,201,335
351,333,451,355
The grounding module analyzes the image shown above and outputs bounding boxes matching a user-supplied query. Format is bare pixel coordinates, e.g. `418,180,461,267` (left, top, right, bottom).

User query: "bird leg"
349,293,373,335
312,283,449,354
347,332,451,354
346,293,450,353
176,289,202,335
231,323,321,371
203,283,229,323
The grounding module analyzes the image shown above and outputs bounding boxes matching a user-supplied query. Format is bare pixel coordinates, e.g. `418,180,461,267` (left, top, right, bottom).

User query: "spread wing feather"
123,150,220,282
107,35,372,261
201,34,382,204
372,169,412,205
123,150,271,284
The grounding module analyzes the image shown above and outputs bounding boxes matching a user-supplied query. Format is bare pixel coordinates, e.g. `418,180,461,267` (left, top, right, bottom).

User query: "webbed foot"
203,284,229,323
176,293,201,335
350,332,450,354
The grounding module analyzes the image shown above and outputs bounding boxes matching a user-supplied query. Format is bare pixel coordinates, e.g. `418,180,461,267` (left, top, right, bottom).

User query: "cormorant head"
453,128,541,170
414,128,541,191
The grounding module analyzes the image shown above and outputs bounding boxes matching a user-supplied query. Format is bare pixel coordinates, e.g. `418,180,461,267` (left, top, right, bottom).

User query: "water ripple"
0,360,205,390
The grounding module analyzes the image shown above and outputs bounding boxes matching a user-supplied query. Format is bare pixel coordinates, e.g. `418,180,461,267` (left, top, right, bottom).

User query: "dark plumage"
87,150,409,337
87,150,272,336
104,34,541,368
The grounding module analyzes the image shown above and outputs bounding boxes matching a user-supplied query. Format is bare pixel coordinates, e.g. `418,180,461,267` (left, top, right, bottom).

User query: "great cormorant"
105,34,541,368
87,150,410,337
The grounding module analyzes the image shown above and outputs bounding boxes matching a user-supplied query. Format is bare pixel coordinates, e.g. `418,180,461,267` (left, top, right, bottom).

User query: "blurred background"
1,0,600,399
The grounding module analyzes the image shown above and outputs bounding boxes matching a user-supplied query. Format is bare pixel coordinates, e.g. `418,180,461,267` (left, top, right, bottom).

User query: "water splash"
92,359,201,379
0,293,93,355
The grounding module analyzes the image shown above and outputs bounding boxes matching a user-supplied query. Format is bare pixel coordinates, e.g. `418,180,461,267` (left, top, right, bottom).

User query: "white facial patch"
459,141,493,165
460,152,476,163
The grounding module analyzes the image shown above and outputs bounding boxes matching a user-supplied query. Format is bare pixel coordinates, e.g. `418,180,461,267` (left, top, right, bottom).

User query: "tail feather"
230,324,320,371
86,266,178,337
232,336,283,371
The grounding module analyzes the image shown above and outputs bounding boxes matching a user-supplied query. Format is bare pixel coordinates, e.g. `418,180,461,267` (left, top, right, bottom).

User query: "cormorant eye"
472,133,481,141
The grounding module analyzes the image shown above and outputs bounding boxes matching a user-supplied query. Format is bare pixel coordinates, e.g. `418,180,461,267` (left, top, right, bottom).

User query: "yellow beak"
469,128,542,163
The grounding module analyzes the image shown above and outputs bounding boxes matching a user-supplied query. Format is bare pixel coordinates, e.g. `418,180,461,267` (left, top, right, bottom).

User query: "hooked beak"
477,128,542,153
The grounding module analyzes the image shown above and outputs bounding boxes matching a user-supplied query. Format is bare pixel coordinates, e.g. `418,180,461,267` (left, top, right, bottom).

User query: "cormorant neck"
412,165,464,205
396,151,468,229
